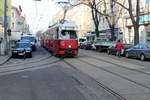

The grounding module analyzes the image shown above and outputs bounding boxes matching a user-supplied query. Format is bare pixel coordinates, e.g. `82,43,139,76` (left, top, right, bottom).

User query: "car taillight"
145,51,150,53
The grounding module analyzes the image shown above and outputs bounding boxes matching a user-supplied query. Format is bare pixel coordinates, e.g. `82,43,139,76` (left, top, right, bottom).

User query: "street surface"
1,45,150,100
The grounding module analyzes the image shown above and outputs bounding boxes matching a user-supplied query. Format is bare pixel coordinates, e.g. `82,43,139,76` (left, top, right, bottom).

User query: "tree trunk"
110,24,116,41
133,25,139,45
95,25,99,37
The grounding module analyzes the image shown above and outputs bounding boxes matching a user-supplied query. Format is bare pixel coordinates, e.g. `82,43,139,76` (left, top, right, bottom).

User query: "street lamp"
4,0,8,55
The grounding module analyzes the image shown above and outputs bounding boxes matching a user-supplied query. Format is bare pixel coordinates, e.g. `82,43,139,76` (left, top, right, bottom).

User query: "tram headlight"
68,45,72,48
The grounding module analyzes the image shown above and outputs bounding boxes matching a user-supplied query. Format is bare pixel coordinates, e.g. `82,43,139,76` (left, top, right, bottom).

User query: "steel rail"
0,55,52,68
62,59,127,100
0,59,61,75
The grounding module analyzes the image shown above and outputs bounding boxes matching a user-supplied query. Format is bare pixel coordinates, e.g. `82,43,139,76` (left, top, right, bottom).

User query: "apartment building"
125,0,150,44
0,0,11,55
11,6,29,40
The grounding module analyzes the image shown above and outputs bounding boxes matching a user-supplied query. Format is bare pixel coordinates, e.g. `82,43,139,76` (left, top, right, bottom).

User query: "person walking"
115,40,124,57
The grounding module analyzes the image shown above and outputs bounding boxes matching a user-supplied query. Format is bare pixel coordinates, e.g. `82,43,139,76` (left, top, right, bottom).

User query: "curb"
0,56,11,65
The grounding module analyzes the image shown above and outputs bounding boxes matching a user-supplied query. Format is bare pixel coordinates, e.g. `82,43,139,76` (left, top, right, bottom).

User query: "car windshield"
17,42,30,48
96,39,107,43
60,30,77,40
21,36,35,42
79,39,86,42
143,45,150,49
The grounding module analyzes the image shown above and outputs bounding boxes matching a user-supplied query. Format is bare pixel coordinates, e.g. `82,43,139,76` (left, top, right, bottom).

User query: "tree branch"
114,0,129,10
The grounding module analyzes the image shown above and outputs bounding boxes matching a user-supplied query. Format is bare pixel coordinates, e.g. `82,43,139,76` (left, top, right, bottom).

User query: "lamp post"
4,0,8,55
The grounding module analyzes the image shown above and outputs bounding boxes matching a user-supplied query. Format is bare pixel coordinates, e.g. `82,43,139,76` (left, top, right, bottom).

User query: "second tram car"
41,21,78,56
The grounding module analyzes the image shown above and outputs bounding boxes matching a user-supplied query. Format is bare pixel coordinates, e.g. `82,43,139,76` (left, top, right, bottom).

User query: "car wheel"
12,54,15,58
140,54,145,61
125,52,129,58
107,50,110,55
29,53,32,58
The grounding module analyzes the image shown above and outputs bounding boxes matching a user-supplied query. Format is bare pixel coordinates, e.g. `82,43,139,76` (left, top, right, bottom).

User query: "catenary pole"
4,0,8,55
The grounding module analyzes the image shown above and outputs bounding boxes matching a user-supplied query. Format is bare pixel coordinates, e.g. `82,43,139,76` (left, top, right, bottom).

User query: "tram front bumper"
59,48,78,55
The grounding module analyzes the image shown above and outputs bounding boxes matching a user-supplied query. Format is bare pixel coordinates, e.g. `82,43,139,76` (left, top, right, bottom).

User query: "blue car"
80,41,93,49
21,35,37,51
12,41,32,58
125,44,150,61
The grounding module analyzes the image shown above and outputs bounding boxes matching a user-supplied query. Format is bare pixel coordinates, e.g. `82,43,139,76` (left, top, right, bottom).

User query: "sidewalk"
0,55,11,65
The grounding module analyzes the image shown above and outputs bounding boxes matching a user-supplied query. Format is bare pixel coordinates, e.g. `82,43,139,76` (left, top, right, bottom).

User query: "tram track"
61,53,150,99
1,55,52,68
84,54,150,76
80,53,150,89
62,59,127,100
0,58,61,75
78,58,150,90
80,51,150,76
82,49,150,72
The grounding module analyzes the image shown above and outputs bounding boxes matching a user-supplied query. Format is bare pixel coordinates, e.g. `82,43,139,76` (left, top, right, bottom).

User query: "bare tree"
76,0,123,40
114,0,140,45
103,0,123,41
77,0,104,37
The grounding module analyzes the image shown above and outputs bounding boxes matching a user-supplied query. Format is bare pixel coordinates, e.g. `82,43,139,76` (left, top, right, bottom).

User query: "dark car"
19,40,32,51
21,35,37,51
107,43,133,56
125,44,150,61
80,41,93,50
12,41,32,58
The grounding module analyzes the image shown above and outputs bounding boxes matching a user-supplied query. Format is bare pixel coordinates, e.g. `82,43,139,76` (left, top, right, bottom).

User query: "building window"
12,22,14,29
146,0,150,4
12,12,15,18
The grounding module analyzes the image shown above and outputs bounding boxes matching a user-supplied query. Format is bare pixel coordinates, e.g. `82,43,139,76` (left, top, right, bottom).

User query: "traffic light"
7,29,11,36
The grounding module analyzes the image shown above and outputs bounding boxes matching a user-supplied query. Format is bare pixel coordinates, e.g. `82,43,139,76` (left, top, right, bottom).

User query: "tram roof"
49,20,77,30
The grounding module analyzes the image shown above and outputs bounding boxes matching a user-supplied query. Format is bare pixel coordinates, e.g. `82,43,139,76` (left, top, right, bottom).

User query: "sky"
12,0,62,34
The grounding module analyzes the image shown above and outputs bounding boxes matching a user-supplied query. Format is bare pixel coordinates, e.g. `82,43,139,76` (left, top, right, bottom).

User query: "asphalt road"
1,45,150,100
0,46,121,100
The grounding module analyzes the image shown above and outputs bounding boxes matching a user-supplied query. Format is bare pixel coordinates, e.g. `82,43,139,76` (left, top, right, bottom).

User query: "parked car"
80,41,93,50
107,43,133,56
19,39,32,51
12,41,32,58
21,35,37,51
78,37,86,48
125,44,150,61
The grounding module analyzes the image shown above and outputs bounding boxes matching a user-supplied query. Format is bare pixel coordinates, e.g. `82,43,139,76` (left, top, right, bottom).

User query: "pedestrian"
23,49,26,60
115,40,124,57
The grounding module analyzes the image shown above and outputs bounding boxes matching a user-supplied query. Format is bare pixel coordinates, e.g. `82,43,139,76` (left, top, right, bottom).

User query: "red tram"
40,21,78,56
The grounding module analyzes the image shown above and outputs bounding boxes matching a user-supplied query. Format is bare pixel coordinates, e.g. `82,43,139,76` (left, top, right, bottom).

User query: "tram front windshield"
60,30,77,40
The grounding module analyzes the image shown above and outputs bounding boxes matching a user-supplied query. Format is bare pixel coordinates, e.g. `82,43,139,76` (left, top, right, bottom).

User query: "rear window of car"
17,42,30,48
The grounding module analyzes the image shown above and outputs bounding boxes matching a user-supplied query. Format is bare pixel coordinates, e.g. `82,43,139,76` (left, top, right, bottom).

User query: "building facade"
125,0,150,44
11,6,30,41
0,0,11,55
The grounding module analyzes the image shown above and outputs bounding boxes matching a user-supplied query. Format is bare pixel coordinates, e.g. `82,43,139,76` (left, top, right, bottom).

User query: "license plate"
18,53,24,55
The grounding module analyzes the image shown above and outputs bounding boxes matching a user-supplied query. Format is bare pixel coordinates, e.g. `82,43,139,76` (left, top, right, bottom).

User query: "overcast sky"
12,0,62,34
